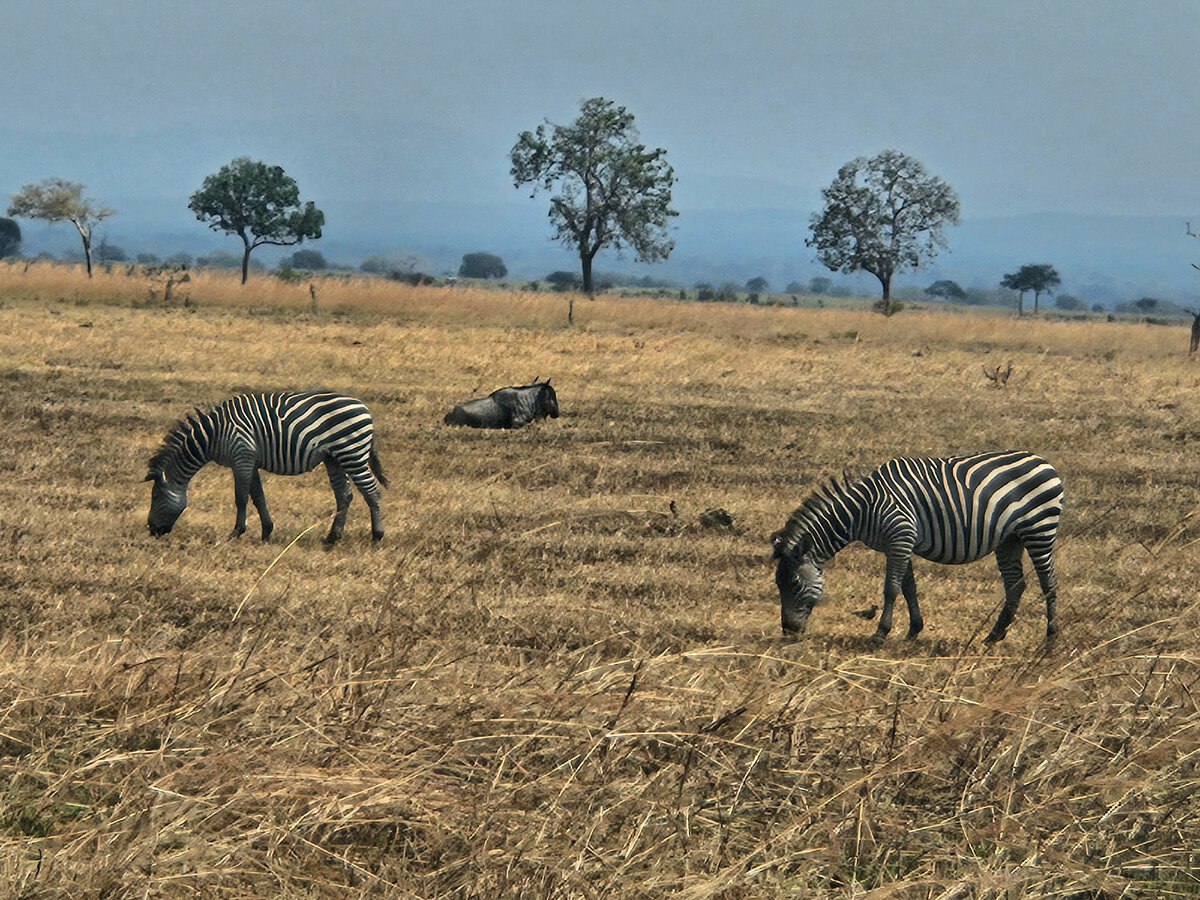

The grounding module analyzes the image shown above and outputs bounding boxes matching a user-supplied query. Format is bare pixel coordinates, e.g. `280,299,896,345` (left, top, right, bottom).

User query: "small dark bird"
852,604,879,620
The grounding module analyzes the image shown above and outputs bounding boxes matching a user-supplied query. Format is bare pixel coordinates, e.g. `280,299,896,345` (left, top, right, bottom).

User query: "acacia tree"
459,252,507,279
511,97,677,315
926,279,967,301
807,150,960,302
1000,263,1060,316
188,157,324,284
7,179,114,277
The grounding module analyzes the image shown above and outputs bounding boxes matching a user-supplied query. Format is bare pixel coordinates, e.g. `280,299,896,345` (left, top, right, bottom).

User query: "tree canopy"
1000,263,1060,315
926,279,967,301
287,249,328,270
510,97,677,305
188,157,324,284
7,179,114,277
459,252,507,279
807,150,960,300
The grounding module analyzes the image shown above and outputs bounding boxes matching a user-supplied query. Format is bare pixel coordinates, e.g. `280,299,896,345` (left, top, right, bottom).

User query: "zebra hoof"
868,632,887,648
322,533,341,547
371,530,384,542
982,629,1006,644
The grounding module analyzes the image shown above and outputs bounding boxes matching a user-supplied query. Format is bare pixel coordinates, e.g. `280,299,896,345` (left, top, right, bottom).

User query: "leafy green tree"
545,270,581,291
0,217,20,258
1054,294,1087,311
287,249,327,270
746,276,769,293
1000,263,1060,315
459,252,507,279
925,279,966,301
511,97,677,308
807,150,960,301
808,275,833,295
7,179,114,277
188,157,324,284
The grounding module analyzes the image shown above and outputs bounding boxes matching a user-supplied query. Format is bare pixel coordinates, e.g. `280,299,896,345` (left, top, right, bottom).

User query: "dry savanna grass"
1,261,1199,898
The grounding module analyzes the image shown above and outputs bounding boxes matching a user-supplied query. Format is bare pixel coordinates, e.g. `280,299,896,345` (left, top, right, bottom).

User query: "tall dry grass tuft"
0,265,1198,897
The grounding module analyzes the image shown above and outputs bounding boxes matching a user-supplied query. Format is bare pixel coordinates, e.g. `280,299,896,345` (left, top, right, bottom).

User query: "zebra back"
148,391,380,481
778,451,1063,566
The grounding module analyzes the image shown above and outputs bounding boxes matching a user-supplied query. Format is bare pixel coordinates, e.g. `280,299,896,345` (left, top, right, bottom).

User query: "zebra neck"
810,518,853,562
809,483,871,560
164,414,219,483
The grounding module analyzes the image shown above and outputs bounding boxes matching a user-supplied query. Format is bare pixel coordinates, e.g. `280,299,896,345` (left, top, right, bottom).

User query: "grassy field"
1,262,1199,898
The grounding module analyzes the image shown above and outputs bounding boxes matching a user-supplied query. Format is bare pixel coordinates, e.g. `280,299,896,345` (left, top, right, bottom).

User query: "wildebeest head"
536,379,560,419
145,459,188,537
771,528,824,636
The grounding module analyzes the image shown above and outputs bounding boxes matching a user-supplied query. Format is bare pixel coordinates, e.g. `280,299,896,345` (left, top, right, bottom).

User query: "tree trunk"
74,220,93,278
580,251,594,298
241,242,252,285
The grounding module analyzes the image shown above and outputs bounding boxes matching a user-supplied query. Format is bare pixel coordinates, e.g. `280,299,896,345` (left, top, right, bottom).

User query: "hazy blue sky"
4,0,1200,227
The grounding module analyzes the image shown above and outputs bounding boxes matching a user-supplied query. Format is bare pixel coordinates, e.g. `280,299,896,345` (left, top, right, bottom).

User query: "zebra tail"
369,448,390,488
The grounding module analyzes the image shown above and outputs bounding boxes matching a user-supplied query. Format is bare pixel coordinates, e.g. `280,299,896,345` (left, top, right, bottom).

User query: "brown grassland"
0,261,1199,898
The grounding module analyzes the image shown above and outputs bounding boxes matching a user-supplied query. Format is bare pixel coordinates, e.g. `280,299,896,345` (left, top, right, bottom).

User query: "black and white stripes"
771,451,1063,644
146,391,388,544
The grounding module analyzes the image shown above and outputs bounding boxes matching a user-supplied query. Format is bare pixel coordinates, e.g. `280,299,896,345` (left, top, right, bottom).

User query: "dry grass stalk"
0,264,1198,897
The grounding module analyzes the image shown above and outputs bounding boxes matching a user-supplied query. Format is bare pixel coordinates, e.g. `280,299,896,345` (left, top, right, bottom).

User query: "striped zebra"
146,391,389,544
771,450,1063,645
444,379,559,429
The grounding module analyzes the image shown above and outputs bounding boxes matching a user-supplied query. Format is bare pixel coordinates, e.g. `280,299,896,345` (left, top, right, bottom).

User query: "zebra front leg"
249,470,273,541
985,538,1026,644
322,461,354,545
229,467,252,540
901,560,924,639
871,554,911,646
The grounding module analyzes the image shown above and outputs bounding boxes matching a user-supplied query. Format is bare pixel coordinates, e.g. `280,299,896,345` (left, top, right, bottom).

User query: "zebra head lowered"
145,412,205,536
771,527,826,636
146,459,189,537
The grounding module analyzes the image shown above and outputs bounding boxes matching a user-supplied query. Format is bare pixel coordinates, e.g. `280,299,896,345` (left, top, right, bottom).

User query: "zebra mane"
146,408,209,478
776,471,867,553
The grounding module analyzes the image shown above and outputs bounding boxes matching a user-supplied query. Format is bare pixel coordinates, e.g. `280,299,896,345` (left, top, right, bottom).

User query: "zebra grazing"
146,391,389,545
771,451,1063,645
443,379,559,429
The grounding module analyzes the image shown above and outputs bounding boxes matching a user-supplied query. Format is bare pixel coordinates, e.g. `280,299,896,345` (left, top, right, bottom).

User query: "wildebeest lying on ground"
771,451,1063,645
146,391,389,544
443,379,559,429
